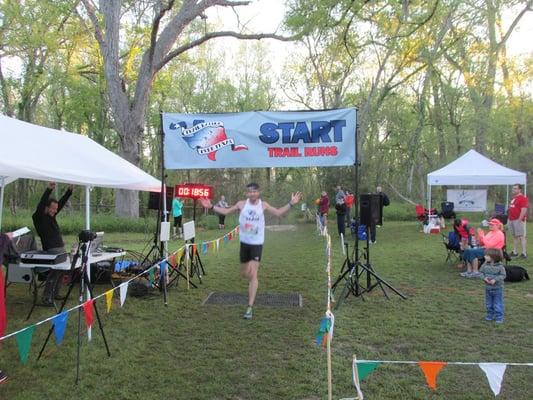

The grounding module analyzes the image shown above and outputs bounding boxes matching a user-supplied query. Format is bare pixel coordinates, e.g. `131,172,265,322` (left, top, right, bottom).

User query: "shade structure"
0,115,161,191
0,115,163,230
427,149,527,210
427,149,526,186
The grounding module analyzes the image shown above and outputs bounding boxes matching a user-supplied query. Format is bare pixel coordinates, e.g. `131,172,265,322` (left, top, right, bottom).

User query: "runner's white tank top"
239,199,265,245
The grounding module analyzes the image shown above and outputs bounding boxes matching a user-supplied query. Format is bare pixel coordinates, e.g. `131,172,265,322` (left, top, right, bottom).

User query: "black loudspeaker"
360,193,382,227
148,188,173,211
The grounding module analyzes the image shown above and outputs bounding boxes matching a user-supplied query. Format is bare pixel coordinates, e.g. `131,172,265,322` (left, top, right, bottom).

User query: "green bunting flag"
357,362,381,381
15,325,35,364
148,267,155,285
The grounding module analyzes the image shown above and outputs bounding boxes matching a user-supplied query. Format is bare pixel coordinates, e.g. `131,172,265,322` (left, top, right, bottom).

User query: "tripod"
333,224,406,309
37,239,111,384
167,240,204,288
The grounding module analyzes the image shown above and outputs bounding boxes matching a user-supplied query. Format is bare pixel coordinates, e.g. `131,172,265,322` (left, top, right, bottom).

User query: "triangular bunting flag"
192,244,197,255
216,239,220,252
178,247,185,259
160,261,167,284
228,232,233,240
235,226,239,235
357,362,380,381
15,325,35,364
169,253,177,267
120,282,128,307
148,267,155,285
52,311,69,346
82,299,95,330
326,311,335,342
315,317,331,347
479,363,507,396
418,361,447,391
224,235,228,243
352,357,365,400
202,242,208,254
105,289,114,313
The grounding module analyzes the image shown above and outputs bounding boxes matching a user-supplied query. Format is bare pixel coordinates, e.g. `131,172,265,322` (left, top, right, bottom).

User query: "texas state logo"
169,121,248,161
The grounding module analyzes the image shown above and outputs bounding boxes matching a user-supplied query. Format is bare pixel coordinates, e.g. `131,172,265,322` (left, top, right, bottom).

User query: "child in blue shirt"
479,248,507,323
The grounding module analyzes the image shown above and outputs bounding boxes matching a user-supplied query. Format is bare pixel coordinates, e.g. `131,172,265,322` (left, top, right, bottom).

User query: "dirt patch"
265,224,297,232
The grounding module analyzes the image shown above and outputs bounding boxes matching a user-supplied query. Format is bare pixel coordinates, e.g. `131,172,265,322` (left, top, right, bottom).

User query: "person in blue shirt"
172,197,184,238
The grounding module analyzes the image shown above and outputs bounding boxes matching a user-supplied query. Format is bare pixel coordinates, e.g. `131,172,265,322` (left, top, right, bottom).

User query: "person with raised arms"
200,183,302,320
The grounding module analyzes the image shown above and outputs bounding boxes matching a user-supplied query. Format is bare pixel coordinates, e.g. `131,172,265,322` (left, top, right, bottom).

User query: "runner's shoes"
243,306,253,320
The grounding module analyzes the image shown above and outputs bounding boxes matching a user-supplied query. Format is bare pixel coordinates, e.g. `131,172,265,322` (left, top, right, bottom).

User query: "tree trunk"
114,121,142,217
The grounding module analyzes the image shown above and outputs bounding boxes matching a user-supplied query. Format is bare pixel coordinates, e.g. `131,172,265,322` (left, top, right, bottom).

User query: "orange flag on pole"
418,361,447,390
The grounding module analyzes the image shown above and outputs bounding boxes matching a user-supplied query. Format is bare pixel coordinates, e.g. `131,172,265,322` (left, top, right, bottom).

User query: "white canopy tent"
0,114,162,230
427,149,527,211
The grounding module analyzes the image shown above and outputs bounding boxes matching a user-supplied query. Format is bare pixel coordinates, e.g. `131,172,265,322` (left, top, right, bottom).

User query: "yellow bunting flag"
105,289,114,313
418,361,447,391
177,247,184,262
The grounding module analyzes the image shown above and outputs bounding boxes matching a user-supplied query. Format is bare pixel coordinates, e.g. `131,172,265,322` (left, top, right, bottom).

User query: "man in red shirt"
508,184,529,259
345,190,354,226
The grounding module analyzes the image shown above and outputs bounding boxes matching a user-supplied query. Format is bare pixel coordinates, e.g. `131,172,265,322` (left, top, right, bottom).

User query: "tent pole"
159,113,168,307
506,185,509,210
85,186,91,230
428,184,432,211
0,177,5,231
85,185,92,327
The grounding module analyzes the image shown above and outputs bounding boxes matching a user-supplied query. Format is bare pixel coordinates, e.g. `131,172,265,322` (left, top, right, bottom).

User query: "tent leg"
427,185,432,212
85,186,91,230
0,177,5,231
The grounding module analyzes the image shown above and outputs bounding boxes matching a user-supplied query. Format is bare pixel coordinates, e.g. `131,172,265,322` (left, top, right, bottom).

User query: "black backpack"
504,265,530,282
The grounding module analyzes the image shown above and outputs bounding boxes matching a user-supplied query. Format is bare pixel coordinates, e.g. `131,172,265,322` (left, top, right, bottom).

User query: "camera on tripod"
78,230,97,243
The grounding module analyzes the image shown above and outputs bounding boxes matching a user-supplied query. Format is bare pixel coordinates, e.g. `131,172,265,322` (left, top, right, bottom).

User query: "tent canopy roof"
0,115,161,191
427,149,527,186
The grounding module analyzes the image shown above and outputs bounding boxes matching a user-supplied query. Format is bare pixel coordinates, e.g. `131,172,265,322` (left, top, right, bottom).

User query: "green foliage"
1,222,532,399
1,209,156,235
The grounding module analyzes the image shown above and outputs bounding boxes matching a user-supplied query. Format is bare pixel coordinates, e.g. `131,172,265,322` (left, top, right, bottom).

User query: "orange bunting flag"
168,254,177,267
418,361,447,391
192,244,197,255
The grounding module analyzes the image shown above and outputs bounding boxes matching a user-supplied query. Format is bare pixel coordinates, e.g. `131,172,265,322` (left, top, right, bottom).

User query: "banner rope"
0,225,240,342
355,359,533,366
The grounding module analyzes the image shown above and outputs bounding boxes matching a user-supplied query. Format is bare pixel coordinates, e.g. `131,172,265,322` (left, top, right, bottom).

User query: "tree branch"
148,0,175,64
79,0,105,48
158,31,295,70
497,2,531,50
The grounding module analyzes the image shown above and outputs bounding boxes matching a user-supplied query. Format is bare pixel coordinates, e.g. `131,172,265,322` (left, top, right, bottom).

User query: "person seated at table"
32,182,73,304
460,218,505,278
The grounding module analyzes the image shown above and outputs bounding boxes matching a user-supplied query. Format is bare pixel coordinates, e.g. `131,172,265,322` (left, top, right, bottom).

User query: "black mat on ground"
202,292,302,308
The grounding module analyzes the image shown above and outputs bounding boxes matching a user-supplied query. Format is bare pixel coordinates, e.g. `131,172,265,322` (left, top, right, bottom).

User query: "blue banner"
162,109,357,169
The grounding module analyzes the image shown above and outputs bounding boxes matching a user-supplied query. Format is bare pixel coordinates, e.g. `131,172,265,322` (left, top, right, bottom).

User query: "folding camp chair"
415,204,427,230
440,201,456,220
492,203,508,225
442,231,461,264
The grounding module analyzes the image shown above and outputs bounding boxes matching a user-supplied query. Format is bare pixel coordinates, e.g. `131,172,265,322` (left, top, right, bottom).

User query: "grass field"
1,221,532,399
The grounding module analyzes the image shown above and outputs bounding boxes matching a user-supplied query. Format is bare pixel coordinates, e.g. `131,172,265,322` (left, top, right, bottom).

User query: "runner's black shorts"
240,242,263,263
173,215,182,227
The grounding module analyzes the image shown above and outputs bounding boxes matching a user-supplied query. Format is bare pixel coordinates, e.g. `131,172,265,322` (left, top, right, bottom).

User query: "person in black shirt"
32,182,73,304
335,198,347,237
369,186,390,244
